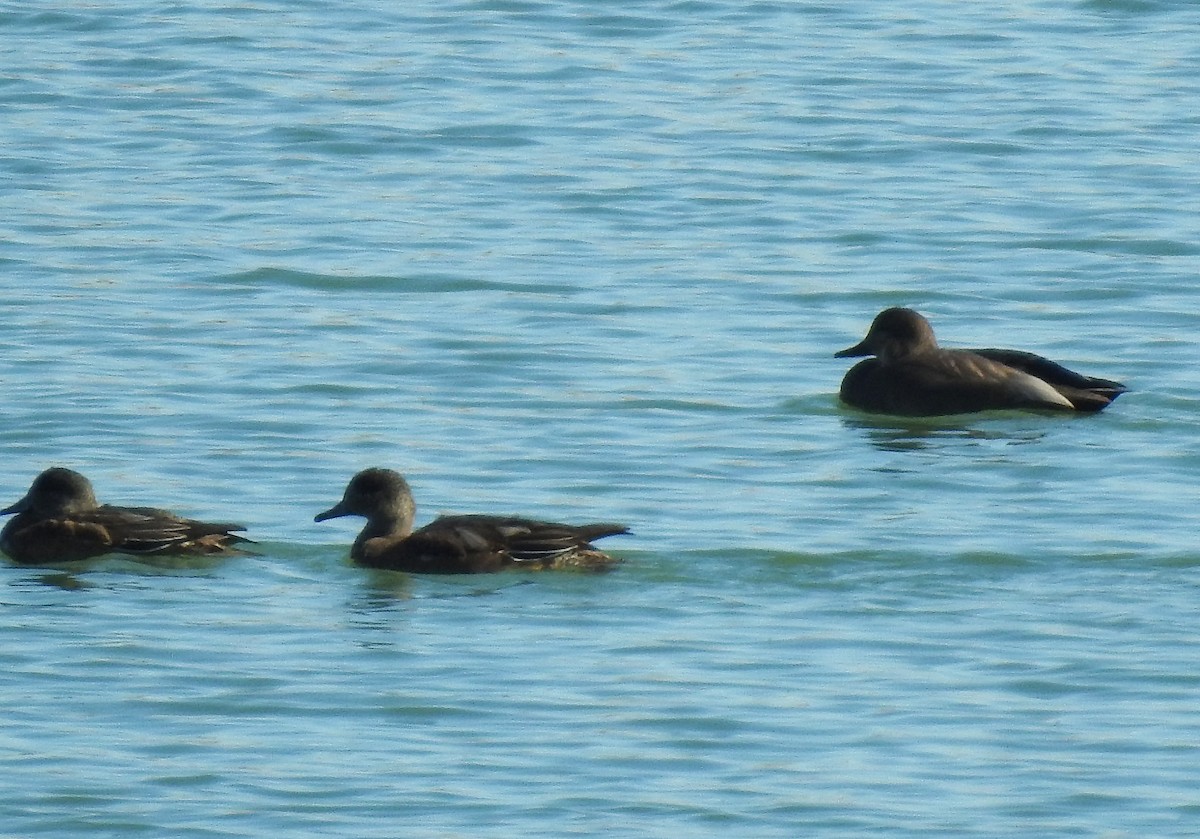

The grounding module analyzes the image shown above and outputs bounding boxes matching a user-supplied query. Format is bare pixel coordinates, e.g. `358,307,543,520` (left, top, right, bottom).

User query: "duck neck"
362,511,413,541
359,493,416,544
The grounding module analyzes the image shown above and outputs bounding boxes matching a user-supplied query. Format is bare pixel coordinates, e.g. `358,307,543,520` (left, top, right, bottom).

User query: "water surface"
3,1,1200,836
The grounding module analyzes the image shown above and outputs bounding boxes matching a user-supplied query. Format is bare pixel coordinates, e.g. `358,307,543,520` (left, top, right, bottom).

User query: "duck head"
315,467,417,534
835,307,939,362
1,467,99,518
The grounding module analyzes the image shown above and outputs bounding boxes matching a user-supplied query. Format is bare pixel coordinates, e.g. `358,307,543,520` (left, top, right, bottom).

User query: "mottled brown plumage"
835,308,1127,417
0,467,249,565
315,468,627,574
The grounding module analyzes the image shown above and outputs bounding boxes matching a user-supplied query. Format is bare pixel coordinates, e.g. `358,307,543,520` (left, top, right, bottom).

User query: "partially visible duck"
835,307,1127,417
315,468,627,573
0,467,250,564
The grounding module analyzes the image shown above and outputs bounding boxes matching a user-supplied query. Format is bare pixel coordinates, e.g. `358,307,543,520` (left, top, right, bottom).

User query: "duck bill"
0,495,28,516
314,502,349,523
834,339,871,358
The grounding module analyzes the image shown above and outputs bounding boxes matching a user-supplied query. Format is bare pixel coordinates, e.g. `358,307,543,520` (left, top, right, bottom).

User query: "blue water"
4,1,1200,836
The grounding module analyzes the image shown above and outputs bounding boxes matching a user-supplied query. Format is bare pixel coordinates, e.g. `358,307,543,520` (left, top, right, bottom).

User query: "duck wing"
498,519,628,563
420,515,627,563
88,505,248,555
922,350,1082,411
970,348,1127,397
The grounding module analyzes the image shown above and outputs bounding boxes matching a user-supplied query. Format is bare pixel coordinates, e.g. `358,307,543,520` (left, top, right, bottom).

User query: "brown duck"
0,467,250,564
835,307,1127,417
315,468,627,573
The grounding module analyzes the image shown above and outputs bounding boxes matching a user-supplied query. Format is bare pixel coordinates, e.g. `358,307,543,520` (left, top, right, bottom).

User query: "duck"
0,467,250,564
835,307,1127,417
315,467,627,573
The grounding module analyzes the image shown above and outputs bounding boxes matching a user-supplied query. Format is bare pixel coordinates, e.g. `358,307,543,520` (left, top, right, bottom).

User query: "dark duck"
1,467,250,564
315,467,628,573
835,307,1127,417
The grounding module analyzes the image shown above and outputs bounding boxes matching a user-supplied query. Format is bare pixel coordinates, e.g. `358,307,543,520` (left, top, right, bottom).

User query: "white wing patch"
1006,369,1073,408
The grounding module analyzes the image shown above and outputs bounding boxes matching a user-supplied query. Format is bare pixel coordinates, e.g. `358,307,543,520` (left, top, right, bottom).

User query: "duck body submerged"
836,308,1127,417
0,467,249,564
316,468,627,574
